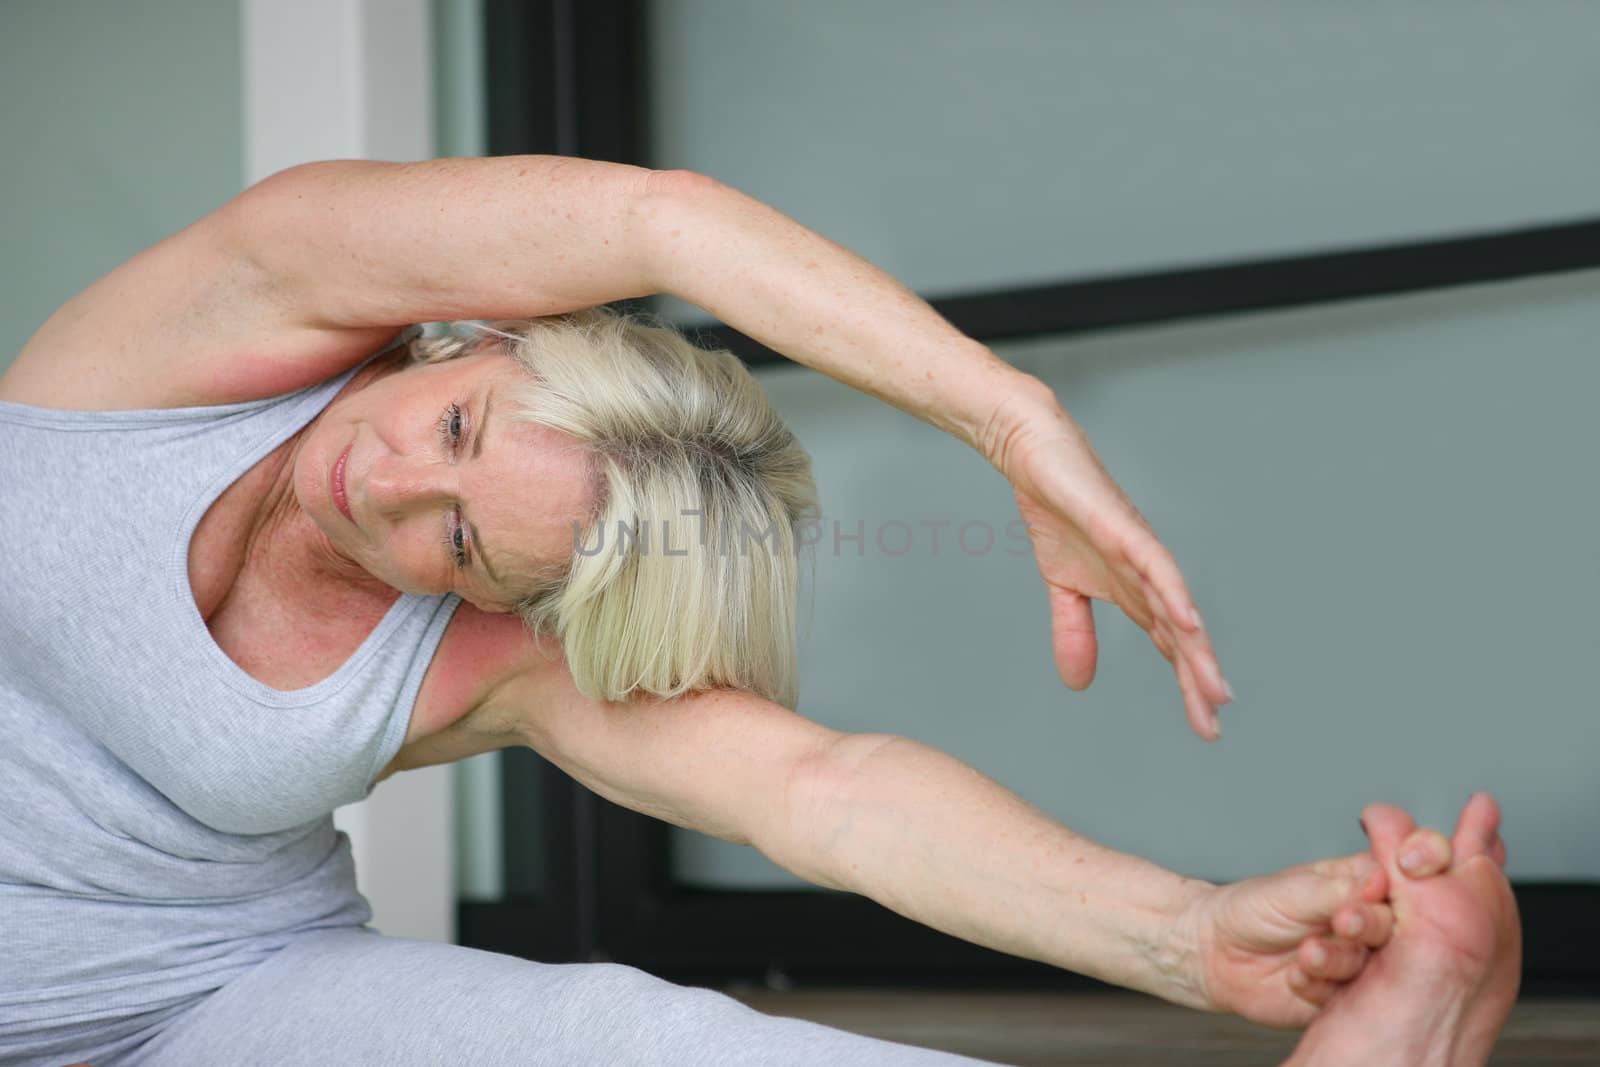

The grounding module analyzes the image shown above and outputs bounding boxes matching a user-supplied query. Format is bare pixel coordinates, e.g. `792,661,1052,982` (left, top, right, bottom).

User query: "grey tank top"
0,337,461,1048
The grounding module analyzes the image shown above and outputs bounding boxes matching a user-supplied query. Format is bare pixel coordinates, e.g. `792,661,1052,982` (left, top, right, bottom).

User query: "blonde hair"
411,307,819,710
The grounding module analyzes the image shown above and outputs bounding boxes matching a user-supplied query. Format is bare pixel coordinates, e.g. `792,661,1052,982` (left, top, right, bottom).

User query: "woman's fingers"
1175,651,1219,740
1015,451,1234,736
1287,966,1341,1007
1134,562,1231,710
1135,573,1228,740
1132,536,1202,634
1358,803,1418,872
1299,936,1369,982
1398,828,1453,878
1047,587,1099,691
1334,901,1394,949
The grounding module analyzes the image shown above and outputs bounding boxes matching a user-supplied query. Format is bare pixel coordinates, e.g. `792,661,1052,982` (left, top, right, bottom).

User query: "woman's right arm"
489,651,1384,1023
5,156,666,409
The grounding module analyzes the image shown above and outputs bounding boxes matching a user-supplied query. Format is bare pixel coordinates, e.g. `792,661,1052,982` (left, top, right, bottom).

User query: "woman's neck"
246,430,398,617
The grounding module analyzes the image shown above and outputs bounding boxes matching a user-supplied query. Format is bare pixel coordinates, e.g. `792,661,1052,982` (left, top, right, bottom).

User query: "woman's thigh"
116,927,1003,1067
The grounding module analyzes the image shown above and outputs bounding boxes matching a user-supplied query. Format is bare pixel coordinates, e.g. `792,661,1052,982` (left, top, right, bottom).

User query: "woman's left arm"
648,173,1233,738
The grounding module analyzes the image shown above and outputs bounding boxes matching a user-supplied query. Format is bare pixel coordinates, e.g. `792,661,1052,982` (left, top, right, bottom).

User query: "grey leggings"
70,927,1003,1066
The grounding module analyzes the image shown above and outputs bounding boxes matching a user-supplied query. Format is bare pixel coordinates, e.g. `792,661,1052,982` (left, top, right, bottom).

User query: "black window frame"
462,0,1600,994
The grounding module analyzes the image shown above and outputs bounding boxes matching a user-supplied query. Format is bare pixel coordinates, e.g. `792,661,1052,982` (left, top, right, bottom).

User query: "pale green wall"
646,3,1600,886
0,0,242,364
648,1,1600,310
678,270,1600,886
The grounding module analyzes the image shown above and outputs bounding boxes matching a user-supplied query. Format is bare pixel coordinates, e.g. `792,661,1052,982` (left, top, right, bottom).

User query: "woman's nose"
363,457,453,517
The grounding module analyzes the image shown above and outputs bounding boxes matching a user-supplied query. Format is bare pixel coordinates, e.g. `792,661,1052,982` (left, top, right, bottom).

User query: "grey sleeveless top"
0,337,461,1051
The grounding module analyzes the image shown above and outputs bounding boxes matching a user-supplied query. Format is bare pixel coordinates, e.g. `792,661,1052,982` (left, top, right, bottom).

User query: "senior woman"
0,157,1518,1066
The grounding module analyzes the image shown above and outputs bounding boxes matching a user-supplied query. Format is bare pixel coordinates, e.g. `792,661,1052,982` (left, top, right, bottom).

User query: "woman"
0,157,1517,1065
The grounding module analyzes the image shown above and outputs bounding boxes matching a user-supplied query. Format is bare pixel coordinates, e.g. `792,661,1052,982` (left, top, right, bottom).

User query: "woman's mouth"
331,444,355,524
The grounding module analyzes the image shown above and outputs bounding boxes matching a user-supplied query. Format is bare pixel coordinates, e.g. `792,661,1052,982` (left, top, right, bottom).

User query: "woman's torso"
0,333,533,771
0,333,530,1049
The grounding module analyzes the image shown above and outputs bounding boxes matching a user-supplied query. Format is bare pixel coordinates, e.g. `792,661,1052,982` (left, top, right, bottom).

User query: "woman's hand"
979,379,1233,739
1174,853,1399,1029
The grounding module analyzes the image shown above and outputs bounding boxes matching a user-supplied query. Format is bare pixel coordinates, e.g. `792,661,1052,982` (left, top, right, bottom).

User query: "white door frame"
241,0,455,943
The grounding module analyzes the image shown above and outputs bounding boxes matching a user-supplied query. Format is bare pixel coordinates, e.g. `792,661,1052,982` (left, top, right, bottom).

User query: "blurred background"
3,0,1597,1044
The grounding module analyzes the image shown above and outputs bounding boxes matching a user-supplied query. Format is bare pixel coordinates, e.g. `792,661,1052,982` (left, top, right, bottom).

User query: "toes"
1335,901,1394,949
1359,802,1418,871
1397,828,1452,878
1490,834,1508,869
1299,936,1369,982
1452,791,1503,865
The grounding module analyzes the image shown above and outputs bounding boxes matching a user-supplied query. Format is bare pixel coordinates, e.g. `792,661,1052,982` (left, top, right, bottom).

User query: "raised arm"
10,155,1230,731
260,162,1220,721
6,156,663,407
238,160,1036,449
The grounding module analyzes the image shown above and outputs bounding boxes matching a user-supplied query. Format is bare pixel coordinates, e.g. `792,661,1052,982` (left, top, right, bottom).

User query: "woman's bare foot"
1284,793,1520,1067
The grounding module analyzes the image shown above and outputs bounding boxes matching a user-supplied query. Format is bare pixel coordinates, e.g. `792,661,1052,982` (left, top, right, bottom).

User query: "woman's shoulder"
390,604,548,765
0,204,408,412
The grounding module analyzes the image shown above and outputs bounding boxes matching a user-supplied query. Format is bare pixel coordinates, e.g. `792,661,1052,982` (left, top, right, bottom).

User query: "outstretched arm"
498,654,1379,1022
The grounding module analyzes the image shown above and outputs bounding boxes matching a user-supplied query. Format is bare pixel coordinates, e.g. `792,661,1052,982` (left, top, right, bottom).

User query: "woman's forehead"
474,406,597,575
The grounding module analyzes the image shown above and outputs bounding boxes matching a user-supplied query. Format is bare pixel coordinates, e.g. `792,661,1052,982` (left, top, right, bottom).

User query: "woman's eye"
438,403,465,450
443,518,468,567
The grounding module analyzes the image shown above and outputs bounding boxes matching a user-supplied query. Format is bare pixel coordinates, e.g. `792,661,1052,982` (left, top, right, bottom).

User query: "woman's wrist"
1148,877,1224,1011
964,366,1083,473
1032,843,1218,1009
949,354,1061,458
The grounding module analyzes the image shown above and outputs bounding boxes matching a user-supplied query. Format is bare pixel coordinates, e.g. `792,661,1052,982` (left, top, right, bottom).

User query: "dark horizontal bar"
462,881,1600,993
688,218,1600,366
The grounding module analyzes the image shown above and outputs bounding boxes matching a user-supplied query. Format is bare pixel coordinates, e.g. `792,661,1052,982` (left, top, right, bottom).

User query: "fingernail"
1400,849,1426,873
1307,944,1327,968
1342,913,1364,938
1222,677,1236,703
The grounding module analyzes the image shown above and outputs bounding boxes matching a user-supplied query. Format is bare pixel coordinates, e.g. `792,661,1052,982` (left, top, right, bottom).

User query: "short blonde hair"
412,307,819,711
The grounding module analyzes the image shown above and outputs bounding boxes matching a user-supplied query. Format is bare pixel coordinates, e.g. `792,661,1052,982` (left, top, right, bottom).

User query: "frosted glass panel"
671,269,1600,888
648,2,1600,314
0,0,242,363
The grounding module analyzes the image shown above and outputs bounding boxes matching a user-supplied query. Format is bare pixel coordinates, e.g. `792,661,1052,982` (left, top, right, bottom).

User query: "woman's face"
293,348,596,612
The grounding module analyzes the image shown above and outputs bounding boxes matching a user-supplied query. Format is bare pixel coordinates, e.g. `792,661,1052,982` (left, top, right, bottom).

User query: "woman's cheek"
393,535,446,594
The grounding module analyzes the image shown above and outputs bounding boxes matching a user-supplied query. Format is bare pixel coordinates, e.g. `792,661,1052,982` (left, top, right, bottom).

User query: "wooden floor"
724,989,1600,1066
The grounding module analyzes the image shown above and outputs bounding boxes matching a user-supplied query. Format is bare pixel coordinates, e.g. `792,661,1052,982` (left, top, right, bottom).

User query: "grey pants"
69,928,1002,1066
